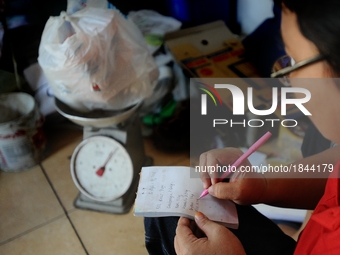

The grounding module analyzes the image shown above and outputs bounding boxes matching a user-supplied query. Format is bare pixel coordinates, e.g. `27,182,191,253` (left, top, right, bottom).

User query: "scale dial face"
71,136,133,202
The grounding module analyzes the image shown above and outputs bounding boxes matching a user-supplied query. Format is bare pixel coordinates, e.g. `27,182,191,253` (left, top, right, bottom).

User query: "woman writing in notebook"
145,0,340,254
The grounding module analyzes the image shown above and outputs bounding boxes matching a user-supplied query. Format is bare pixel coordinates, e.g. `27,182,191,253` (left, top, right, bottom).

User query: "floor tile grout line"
39,163,90,255
0,214,66,246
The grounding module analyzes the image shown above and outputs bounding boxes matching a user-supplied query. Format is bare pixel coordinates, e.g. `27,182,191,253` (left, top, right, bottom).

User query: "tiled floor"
0,122,190,255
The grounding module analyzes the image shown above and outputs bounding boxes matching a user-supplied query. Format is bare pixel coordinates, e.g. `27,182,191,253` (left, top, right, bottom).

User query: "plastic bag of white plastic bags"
38,7,159,112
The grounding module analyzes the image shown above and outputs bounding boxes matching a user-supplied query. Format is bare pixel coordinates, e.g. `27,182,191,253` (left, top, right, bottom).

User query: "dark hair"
274,0,340,75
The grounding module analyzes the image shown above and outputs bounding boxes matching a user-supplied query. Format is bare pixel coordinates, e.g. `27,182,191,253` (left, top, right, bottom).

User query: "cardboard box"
164,20,259,78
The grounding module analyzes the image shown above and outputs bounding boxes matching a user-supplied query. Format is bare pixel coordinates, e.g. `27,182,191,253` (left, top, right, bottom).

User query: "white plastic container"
0,93,46,172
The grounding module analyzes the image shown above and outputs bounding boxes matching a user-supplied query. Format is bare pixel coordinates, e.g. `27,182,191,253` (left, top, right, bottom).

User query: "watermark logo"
198,82,223,115
201,84,311,116
197,82,312,128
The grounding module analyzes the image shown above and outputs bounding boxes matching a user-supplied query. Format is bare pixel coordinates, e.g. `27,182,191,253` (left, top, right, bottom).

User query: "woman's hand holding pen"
174,212,246,255
199,147,268,205
175,147,268,255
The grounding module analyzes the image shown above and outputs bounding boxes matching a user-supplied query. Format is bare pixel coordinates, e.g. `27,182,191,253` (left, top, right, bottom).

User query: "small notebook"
134,166,239,229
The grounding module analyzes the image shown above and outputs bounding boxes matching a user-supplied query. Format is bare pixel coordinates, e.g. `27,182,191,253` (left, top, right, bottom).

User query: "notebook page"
134,166,238,228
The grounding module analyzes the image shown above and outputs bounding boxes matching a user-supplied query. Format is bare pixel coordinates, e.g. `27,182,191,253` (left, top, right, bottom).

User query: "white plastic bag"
38,7,159,112
128,10,182,54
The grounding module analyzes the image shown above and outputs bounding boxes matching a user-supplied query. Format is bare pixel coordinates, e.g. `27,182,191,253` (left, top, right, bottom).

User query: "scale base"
73,156,153,214
74,189,135,214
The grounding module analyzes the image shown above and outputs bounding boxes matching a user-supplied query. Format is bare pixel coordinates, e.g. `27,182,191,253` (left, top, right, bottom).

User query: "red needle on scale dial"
96,149,116,177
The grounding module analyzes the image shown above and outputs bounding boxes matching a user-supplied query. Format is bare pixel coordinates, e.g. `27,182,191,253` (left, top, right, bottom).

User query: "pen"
199,131,272,199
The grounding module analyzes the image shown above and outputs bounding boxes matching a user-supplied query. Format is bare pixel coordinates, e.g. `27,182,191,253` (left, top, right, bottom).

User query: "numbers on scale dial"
73,137,133,201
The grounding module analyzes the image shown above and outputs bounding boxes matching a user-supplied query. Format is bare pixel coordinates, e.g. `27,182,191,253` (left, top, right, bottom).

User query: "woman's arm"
263,145,340,209
200,145,340,210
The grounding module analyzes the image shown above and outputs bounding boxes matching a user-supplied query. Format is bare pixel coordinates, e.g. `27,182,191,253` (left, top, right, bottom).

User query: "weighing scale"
55,98,152,214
